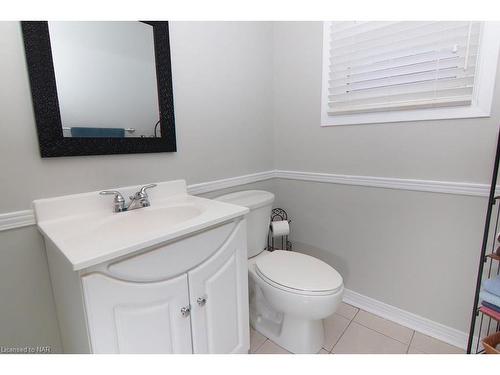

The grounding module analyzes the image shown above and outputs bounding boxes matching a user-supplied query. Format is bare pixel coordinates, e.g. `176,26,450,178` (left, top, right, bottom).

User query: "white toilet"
216,190,344,354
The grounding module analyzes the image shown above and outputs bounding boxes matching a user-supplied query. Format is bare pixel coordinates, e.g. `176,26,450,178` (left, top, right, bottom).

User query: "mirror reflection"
48,21,160,138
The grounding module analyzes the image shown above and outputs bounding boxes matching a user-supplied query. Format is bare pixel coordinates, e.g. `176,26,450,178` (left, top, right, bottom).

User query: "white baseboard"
343,288,469,350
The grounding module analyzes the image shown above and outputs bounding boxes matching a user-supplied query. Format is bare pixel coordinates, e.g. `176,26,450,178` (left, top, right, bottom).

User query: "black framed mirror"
21,21,176,157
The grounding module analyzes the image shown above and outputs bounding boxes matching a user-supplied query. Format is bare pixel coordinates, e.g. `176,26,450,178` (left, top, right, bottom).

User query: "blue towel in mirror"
70,127,125,138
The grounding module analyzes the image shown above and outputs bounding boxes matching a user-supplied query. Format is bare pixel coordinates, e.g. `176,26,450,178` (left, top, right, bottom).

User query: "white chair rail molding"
1,16,499,359
0,170,497,232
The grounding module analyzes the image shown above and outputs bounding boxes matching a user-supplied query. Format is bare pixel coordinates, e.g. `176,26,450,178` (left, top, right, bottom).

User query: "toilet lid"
255,250,343,294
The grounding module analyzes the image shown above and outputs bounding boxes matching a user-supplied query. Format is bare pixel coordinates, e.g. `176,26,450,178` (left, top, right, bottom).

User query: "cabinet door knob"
197,296,207,306
181,305,191,317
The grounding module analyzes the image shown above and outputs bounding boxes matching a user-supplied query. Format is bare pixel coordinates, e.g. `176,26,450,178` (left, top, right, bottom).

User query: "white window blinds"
326,21,482,115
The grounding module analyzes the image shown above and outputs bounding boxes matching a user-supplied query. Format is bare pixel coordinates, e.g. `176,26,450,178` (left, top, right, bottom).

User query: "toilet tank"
215,190,274,258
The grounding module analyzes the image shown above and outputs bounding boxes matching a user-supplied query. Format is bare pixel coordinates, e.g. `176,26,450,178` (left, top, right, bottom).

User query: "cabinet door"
82,272,192,353
188,221,249,353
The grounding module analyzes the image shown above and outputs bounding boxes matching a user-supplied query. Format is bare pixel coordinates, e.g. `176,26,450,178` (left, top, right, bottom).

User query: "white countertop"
33,180,248,270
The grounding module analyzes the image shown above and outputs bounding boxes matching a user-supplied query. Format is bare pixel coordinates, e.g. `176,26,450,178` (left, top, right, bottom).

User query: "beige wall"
272,21,500,332
0,226,62,352
1,20,498,350
0,21,274,213
273,179,486,331
273,22,499,183
0,21,275,351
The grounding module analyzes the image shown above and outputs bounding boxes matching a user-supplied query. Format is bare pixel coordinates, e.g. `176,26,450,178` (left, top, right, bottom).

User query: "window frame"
320,21,500,127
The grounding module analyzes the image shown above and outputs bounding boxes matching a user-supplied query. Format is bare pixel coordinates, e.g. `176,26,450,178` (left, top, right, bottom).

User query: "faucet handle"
99,190,125,203
139,184,157,196
100,190,126,212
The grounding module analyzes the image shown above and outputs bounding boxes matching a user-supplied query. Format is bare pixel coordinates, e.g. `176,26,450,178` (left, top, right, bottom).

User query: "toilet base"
252,313,325,354
248,251,342,354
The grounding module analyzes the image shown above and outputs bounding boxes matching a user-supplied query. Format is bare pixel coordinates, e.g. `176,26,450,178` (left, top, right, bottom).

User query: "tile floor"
250,302,465,354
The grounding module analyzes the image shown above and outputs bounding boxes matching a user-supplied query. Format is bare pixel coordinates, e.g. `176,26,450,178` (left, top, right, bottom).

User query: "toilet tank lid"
214,190,274,210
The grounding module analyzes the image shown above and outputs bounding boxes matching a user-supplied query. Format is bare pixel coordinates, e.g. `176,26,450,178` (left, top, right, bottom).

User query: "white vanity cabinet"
45,219,249,354
35,180,251,354
188,227,249,354
82,272,192,354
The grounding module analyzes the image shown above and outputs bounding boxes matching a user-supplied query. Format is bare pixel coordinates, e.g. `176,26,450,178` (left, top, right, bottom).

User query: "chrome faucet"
100,184,157,213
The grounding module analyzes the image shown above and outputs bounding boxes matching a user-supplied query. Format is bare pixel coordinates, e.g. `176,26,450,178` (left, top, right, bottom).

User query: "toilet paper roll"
270,220,290,237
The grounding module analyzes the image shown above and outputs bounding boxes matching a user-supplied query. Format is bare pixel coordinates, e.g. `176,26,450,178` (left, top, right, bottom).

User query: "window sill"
320,104,492,127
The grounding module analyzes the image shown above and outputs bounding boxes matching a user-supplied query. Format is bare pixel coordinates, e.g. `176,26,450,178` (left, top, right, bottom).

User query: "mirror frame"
21,21,176,157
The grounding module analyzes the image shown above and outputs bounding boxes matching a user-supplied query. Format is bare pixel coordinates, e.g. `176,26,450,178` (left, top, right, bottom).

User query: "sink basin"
33,180,249,270
77,204,205,248
98,204,204,235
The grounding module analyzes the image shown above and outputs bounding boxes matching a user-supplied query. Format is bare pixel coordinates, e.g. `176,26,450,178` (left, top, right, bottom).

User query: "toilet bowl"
249,250,343,353
215,190,344,354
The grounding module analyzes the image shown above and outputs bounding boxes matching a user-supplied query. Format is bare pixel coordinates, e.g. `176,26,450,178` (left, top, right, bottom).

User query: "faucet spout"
100,184,157,213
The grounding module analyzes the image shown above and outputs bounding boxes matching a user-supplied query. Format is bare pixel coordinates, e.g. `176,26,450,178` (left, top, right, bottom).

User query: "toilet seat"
255,250,343,296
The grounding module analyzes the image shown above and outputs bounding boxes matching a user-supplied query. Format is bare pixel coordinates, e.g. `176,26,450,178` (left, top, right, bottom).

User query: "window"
321,21,500,126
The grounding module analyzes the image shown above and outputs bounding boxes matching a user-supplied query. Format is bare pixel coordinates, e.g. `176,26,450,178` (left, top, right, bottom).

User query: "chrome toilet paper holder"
267,208,292,251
